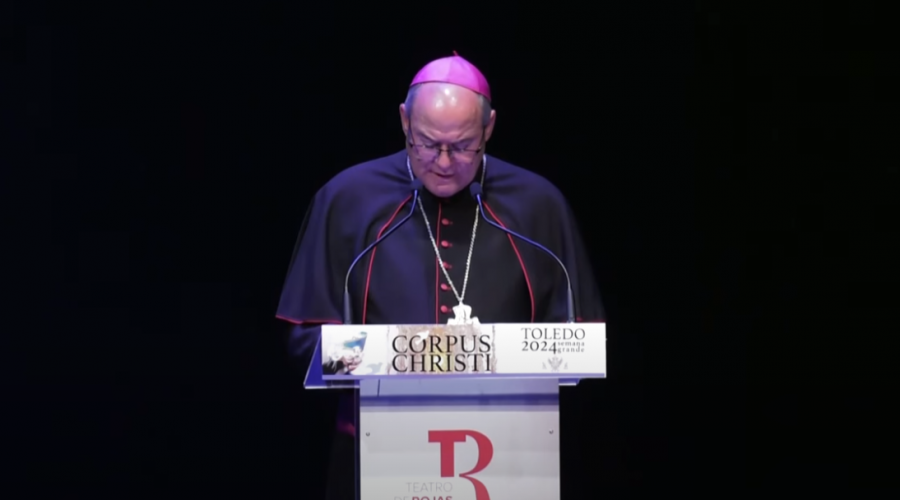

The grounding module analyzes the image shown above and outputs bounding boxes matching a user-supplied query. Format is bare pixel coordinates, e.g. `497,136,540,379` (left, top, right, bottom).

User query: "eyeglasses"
407,126,486,164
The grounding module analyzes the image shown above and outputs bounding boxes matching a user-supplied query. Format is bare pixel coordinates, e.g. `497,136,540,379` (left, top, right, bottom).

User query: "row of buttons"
439,217,453,315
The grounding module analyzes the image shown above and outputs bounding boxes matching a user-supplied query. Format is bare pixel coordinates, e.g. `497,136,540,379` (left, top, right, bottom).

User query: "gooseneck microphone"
469,182,576,323
342,179,424,324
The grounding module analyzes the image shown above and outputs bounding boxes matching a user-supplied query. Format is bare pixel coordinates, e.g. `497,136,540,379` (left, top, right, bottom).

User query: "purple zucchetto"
409,51,491,102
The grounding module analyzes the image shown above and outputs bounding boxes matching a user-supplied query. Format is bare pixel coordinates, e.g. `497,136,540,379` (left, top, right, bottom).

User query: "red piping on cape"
336,421,356,436
362,194,413,325
275,314,604,324
434,203,443,323
483,201,536,323
275,315,342,325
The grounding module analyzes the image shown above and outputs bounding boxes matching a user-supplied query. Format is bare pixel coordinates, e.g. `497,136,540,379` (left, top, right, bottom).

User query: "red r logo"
428,430,494,500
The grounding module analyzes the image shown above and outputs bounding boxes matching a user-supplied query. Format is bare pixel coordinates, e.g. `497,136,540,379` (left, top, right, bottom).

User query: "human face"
400,84,494,197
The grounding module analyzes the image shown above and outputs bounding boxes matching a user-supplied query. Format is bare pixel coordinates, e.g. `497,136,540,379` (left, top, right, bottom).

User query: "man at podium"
276,53,604,499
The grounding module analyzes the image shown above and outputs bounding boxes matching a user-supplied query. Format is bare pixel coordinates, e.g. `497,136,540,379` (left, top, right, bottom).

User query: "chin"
426,182,462,198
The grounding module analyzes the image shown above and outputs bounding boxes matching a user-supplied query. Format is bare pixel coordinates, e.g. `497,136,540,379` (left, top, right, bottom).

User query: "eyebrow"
416,131,478,146
415,131,436,142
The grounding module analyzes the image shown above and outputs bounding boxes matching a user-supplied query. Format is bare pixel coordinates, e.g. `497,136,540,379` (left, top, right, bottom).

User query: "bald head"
404,82,492,128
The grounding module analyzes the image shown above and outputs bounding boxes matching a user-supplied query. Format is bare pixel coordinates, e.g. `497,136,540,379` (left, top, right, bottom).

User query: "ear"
399,103,410,138
484,109,497,142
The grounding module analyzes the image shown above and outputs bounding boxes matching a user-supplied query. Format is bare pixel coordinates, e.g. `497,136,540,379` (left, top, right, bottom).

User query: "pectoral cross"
447,303,480,325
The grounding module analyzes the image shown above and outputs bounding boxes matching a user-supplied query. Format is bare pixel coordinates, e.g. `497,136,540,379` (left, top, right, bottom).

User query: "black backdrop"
8,1,733,495
9,0,896,496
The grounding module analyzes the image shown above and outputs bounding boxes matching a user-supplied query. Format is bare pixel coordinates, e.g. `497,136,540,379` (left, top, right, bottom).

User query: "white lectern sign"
319,323,606,378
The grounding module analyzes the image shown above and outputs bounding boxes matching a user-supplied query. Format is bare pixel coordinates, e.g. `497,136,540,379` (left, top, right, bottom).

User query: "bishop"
275,52,605,500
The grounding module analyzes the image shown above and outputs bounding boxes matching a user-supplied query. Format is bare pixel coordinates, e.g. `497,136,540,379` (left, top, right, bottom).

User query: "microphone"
469,182,576,323
342,179,424,324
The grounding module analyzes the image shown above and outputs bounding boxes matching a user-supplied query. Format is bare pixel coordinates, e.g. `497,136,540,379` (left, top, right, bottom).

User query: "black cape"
277,150,603,337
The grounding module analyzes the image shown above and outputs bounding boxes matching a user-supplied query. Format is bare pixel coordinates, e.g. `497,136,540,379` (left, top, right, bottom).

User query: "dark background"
5,0,897,496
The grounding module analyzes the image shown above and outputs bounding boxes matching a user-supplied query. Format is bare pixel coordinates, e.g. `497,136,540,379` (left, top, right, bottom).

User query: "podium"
306,322,606,500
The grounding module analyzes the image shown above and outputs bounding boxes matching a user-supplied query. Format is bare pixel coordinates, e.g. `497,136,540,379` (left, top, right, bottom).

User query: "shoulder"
313,150,410,209
319,150,409,197
485,155,570,210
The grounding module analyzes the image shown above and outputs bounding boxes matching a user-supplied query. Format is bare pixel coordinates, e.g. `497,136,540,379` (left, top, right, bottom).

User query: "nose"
435,150,453,169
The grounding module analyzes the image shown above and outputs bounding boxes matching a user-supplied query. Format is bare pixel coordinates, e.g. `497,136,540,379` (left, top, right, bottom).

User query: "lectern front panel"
358,378,560,500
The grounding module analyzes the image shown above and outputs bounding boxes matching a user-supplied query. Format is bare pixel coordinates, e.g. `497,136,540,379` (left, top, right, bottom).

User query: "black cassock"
275,150,603,498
